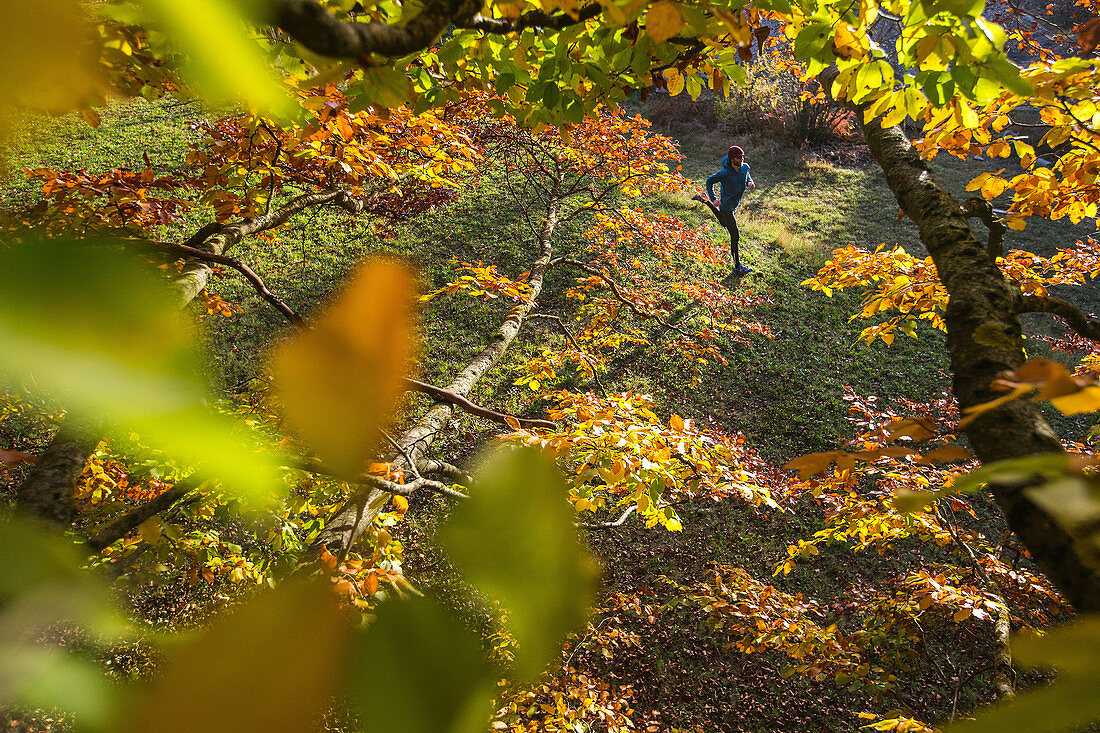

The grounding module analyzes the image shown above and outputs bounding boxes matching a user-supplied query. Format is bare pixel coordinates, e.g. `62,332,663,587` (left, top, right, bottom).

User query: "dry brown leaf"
885,417,936,443
0,448,38,466
916,445,974,464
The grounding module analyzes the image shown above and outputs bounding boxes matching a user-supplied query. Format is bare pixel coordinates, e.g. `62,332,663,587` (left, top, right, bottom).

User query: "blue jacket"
706,156,753,212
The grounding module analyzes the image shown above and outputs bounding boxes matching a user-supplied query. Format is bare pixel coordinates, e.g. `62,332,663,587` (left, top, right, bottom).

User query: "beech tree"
3,0,1100,730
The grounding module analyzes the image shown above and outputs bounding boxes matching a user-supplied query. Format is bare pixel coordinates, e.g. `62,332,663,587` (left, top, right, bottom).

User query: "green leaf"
0,520,127,731
893,453,1069,512
932,0,985,17
348,598,493,733
139,0,296,120
987,57,1033,97
0,239,279,500
439,446,598,679
360,66,413,109
948,615,1100,733
793,22,834,60
126,581,349,733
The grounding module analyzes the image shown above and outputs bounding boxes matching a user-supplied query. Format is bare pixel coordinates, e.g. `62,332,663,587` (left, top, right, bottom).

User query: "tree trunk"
857,117,1100,611
307,190,564,560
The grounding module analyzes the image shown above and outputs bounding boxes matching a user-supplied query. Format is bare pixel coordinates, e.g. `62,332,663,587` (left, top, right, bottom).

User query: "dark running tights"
716,209,741,266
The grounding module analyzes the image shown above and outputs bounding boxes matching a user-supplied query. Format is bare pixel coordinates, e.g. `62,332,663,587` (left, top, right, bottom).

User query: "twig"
403,377,557,430
527,313,608,395
554,258,696,339
579,505,637,529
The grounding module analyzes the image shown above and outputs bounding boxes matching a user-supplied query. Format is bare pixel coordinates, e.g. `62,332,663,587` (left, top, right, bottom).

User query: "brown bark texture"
857,117,1100,611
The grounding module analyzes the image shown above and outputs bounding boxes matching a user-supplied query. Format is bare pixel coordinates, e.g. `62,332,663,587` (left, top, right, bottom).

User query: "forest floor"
1,94,1096,732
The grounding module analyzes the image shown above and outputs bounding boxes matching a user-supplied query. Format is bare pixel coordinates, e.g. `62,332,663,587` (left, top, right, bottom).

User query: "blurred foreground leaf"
126,581,349,733
0,239,279,499
439,446,598,679
893,453,1070,513
273,260,416,481
0,520,128,732
348,598,493,733
116,0,296,120
949,615,1100,733
0,0,104,113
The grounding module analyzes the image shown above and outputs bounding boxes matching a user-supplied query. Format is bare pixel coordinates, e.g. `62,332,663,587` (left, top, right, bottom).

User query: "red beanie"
728,145,745,159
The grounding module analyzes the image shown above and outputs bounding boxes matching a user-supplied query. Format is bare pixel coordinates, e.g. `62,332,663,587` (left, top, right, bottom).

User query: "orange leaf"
1077,17,1100,52
782,451,841,480
273,261,416,480
959,384,1034,427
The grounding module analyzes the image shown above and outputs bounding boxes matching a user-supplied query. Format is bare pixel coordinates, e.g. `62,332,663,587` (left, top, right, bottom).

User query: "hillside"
2,89,1096,733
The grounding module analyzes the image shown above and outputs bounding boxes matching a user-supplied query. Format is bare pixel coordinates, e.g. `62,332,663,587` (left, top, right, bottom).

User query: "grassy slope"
2,96,1094,732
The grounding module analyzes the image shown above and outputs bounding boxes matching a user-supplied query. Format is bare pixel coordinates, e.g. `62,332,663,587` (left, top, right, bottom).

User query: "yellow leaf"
273,261,416,480
980,176,1008,199
1050,385,1100,415
646,1,684,44
782,451,841,480
831,24,868,59
0,0,104,113
664,68,685,96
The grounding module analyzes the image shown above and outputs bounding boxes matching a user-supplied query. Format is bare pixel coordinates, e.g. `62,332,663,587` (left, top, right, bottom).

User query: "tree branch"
825,63,1100,611
555,258,697,340
961,196,1006,260
462,3,602,33
273,0,600,62
1019,294,1100,342
15,188,360,529
86,479,199,553
403,377,556,430
133,239,307,326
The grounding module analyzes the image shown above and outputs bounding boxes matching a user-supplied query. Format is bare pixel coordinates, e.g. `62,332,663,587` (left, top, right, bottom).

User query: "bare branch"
361,472,468,499
555,258,697,340
403,377,557,430
1020,294,1100,341
418,458,472,484
296,456,468,499
134,239,307,327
